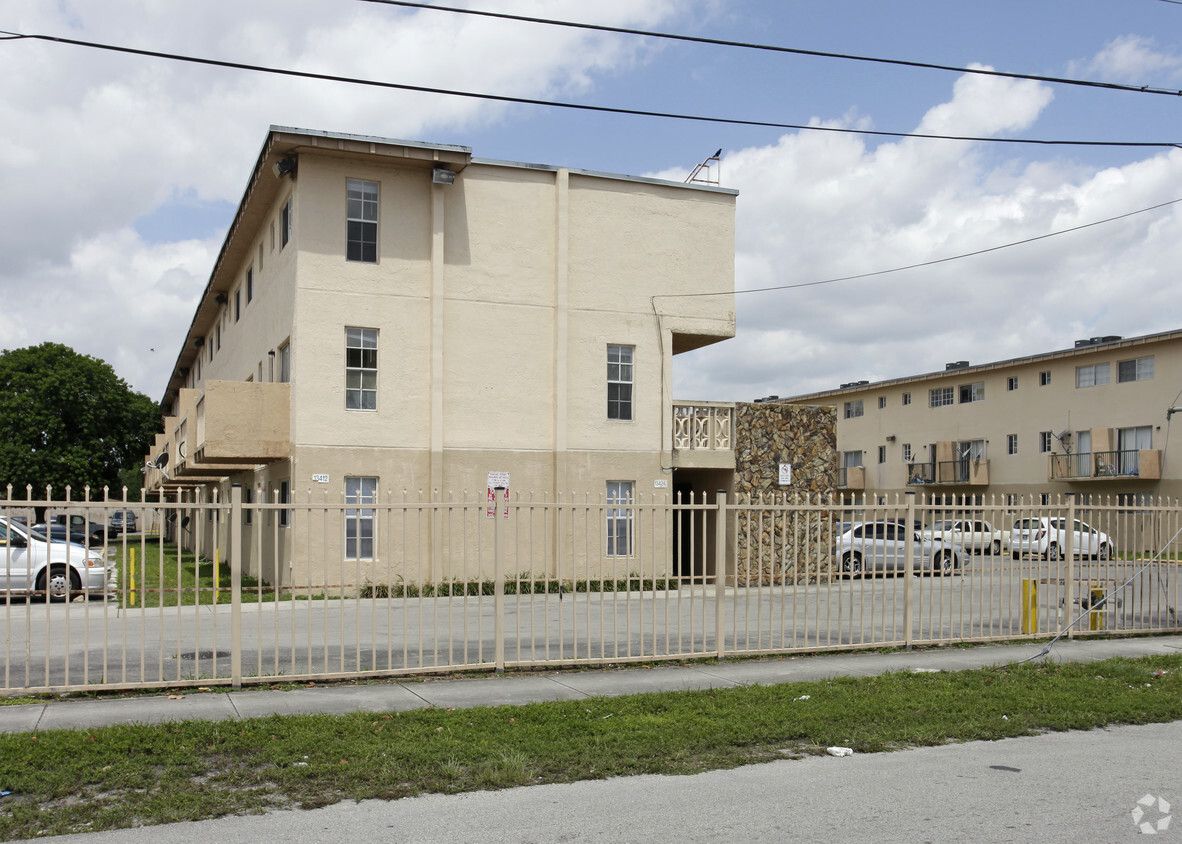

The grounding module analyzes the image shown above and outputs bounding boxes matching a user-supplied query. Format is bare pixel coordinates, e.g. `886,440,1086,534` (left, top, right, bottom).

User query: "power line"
359,0,1182,99
655,196,1182,299
1,30,1178,150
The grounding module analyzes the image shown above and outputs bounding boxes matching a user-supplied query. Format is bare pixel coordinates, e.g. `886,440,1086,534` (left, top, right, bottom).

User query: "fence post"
903,490,916,648
715,490,727,659
1064,492,1076,639
494,485,506,673
230,484,242,689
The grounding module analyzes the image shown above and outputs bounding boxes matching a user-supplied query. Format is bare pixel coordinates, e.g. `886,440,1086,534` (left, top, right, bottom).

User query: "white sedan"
920,519,1008,556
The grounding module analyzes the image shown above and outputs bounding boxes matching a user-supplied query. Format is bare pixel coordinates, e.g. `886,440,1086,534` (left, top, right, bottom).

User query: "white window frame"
929,386,954,408
1118,356,1154,383
1039,431,1052,453
843,400,864,419
877,445,886,464
902,444,912,462
346,178,379,263
959,382,984,403
902,392,911,406
877,396,886,409
1075,363,1110,388
1007,433,1018,455
1039,371,1051,386
607,345,634,421
277,341,291,383
1007,376,1018,391
345,328,378,411
345,477,378,560
606,481,634,557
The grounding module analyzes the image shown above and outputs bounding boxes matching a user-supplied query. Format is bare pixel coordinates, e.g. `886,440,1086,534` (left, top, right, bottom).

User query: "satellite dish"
154,453,169,470
1055,429,1070,442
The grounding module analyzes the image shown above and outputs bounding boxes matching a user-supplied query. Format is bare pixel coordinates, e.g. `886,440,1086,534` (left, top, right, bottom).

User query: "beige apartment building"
143,126,739,587
779,330,1182,504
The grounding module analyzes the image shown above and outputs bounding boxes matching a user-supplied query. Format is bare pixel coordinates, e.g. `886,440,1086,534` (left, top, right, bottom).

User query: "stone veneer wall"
732,403,838,585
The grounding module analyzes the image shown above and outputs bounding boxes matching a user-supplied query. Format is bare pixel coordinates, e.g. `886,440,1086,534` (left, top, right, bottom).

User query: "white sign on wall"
312,474,330,484
486,471,510,518
653,479,668,489
778,463,792,486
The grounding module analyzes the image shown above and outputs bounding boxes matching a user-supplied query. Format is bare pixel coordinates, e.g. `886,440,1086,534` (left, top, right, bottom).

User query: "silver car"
1010,517,1115,561
0,516,113,601
836,521,962,576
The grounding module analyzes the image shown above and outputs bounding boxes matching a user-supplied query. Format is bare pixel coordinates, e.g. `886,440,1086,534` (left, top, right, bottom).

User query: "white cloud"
1083,35,1182,83
0,0,691,397
673,72,1182,401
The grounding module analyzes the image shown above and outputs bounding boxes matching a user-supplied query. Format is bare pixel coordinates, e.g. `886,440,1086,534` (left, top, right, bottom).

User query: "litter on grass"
827,747,854,757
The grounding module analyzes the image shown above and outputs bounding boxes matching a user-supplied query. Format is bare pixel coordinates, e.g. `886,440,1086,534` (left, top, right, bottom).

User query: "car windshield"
931,520,956,530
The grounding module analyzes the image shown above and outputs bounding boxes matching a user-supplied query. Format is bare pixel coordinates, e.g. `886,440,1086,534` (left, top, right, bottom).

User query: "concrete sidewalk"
4,635,1181,734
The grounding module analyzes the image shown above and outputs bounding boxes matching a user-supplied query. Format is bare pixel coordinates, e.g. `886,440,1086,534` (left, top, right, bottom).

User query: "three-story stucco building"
144,126,741,587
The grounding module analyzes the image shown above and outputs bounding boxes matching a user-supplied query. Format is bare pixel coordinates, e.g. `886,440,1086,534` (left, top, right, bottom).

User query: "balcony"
144,381,290,493
1049,449,1162,481
907,459,990,486
671,402,734,469
838,466,865,490
194,381,291,464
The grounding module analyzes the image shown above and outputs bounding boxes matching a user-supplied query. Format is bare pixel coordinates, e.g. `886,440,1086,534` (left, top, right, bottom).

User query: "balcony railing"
672,402,733,451
907,459,989,486
1050,449,1162,481
838,466,865,490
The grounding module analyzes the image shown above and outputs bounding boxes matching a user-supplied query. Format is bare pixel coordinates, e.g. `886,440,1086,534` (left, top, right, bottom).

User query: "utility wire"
359,0,1182,98
654,196,1182,299
1,30,1179,150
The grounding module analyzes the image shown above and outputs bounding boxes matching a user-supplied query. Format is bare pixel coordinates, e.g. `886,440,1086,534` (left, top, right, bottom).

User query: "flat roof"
778,327,1182,403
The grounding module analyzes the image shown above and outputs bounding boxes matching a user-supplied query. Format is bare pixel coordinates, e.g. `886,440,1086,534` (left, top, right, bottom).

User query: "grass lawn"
109,539,273,608
1,653,1181,838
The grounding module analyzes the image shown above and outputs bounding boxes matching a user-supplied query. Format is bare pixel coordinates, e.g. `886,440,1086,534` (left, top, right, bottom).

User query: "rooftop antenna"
685,149,721,186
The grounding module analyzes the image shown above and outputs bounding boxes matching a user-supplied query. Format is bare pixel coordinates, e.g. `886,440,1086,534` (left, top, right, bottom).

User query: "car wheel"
841,552,862,578
934,551,954,576
36,566,80,602
1098,543,1111,561
991,540,1001,556
1046,543,1060,562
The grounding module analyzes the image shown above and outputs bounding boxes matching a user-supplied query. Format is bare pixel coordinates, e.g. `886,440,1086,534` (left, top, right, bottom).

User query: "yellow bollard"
1089,586,1106,631
214,549,219,605
130,548,137,607
1021,578,1038,634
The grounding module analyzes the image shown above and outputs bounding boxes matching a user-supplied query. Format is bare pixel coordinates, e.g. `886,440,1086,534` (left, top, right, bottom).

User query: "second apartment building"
779,330,1181,503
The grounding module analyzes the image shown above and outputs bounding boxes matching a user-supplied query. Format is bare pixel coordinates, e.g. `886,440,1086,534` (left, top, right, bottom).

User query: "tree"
0,342,160,498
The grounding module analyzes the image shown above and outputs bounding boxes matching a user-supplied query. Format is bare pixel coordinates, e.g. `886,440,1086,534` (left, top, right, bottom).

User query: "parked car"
836,521,962,576
920,519,1008,556
1010,517,1114,561
0,516,113,601
109,509,138,534
32,515,112,548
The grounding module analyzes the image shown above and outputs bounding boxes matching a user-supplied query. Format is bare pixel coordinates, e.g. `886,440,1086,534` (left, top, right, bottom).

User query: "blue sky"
2,0,1180,403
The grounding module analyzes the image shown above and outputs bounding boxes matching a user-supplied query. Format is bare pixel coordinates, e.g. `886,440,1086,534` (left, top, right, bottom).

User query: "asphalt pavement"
3,632,1181,734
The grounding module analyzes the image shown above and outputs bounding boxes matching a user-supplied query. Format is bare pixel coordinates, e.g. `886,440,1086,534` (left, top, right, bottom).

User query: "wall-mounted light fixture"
193,337,205,348
214,293,228,305
272,157,296,179
432,167,456,186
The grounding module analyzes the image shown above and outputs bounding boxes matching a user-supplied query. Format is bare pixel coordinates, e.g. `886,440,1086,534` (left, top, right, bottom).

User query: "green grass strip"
2,654,1181,839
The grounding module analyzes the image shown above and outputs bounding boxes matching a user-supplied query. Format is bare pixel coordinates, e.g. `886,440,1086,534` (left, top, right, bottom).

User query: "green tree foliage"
0,342,159,497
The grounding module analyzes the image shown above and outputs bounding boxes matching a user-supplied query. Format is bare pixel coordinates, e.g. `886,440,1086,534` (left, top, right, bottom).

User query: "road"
3,554,1175,691
42,720,1182,842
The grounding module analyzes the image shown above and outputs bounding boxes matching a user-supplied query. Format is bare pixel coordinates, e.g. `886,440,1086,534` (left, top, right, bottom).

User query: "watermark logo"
1132,794,1172,835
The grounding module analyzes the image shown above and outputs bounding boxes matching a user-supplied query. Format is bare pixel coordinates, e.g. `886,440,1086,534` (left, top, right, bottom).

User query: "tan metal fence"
2,487,1180,693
